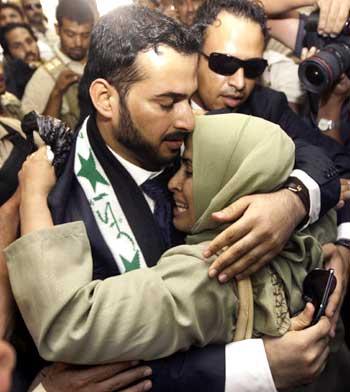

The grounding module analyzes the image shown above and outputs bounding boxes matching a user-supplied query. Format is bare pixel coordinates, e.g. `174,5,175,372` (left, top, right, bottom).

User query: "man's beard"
67,48,86,62
115,96,179,170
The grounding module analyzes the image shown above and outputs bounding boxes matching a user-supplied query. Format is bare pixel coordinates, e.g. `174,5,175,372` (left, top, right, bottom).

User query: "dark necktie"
141,174,174,250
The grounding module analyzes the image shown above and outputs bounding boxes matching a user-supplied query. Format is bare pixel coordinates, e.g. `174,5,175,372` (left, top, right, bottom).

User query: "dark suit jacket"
210,85,343,218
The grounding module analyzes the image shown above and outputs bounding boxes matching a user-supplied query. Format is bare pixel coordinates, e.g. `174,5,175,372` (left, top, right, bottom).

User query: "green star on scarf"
77,152,109,192
120,251,140,272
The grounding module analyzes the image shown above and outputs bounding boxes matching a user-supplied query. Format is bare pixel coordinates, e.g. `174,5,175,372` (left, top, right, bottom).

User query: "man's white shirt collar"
107,146,163,186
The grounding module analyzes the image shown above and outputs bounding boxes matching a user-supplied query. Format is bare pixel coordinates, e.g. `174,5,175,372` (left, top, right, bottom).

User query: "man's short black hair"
0,22,37,56
78,5,200,120
193,0,268,45
56,0,95,26
0,3,24,20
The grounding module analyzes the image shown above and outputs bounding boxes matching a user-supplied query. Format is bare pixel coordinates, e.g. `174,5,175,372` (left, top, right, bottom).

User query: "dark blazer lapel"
87,117,166,267
48,133,120,279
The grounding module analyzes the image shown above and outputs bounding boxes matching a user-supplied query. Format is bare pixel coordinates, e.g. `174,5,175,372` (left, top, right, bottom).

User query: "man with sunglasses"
20,0,58,52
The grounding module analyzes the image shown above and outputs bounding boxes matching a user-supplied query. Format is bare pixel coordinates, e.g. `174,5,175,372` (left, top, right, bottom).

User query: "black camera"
298,11,350,94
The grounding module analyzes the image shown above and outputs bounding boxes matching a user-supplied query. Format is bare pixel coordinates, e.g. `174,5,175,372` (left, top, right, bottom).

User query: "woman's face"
168,137,196,233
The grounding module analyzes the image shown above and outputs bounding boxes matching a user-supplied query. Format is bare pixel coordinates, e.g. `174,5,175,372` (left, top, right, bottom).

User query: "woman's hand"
18,146,56,201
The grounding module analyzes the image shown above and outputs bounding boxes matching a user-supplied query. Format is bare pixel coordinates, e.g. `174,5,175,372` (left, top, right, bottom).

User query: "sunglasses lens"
208,53,240,76
208,53,267,78
244,59,268,78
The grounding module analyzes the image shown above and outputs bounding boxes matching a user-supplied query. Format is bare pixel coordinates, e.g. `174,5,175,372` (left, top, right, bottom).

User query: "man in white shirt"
20,0,59,52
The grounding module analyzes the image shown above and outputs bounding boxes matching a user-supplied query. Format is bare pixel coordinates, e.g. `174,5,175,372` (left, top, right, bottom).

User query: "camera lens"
304,64,325,87
298,43,350,93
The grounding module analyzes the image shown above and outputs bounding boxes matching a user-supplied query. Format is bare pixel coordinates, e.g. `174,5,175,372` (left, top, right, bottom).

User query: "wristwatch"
334,239,350,250
318,118,340,132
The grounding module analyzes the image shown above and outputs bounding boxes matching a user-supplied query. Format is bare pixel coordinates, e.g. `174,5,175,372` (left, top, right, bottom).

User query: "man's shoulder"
251,84,287,102
244,85,289,119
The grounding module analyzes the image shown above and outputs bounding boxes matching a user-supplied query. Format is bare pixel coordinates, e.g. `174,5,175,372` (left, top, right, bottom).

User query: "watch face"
318,118,330,131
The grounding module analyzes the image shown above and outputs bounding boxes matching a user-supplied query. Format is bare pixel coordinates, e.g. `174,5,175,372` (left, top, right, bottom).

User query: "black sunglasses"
24,3,42,11
302,268,337,325
201,52,268,79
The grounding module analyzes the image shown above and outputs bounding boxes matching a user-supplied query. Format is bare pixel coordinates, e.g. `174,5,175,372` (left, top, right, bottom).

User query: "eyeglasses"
23,3,42,11
200,52,268,79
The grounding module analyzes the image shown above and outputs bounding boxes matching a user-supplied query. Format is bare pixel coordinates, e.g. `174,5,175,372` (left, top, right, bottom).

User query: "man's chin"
68,52,86,62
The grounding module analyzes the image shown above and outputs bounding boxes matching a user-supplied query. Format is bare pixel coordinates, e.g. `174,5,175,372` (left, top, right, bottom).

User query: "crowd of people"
1,0,350,391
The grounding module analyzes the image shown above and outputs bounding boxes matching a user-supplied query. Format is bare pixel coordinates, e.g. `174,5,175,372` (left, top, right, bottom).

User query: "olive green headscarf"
186,114,337,336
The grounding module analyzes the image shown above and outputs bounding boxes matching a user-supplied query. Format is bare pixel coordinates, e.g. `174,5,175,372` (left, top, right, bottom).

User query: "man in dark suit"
191,0,350,381
5,4,345,392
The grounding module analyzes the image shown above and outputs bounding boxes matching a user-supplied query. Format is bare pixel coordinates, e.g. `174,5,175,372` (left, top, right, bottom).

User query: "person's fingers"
336,200,345,210
208,229,260,280
121,380,152,392
213,239,273,282
210,196,249,223
323,2,341,35
328,2,350,35
0,341,15,371
99,366,152,391
235,251,275,280
204,217,251,260
290,303,315,331
80,361,140,383
317,0,331,34
308,343,330,382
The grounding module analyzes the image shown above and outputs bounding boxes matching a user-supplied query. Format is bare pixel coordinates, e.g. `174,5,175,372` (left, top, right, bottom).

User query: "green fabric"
186,114,337,336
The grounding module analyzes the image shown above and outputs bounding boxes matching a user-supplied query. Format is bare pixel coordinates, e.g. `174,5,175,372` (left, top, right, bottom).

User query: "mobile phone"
302,268,337,325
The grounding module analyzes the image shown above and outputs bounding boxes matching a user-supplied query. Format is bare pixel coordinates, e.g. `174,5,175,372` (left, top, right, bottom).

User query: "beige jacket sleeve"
21,67,55,116
5,222,234,364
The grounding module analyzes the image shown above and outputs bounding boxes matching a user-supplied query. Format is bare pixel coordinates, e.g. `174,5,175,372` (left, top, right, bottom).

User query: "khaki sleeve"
21,67,55,116
5,222,234,364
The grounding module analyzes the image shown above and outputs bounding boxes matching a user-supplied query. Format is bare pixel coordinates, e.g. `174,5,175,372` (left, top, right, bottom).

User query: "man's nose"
74,35,82,47
174,103,195,133
227,67,245,91
187,0,195,12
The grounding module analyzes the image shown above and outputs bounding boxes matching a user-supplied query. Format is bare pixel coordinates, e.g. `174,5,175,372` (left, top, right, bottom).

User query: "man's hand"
264,314,331,390
337,179,350,209
316,0,350,36
53,69,80,96
323,242,350,336
31,362,152,392
204,190,306,282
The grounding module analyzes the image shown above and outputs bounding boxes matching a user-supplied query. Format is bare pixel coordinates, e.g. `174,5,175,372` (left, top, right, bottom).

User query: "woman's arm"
18,147,55,236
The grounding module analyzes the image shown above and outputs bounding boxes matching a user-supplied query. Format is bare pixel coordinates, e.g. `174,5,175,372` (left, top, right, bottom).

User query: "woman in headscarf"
5,113,336,363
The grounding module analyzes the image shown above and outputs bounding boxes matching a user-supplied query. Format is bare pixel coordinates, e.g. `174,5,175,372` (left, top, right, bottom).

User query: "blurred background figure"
0,61,22,120
0,23,43,99
21,0,94,128
0,3,23,28
20,0,58,51
173,0,203,25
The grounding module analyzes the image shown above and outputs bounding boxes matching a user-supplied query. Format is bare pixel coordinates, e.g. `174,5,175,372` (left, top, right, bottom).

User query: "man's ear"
89,79,120,120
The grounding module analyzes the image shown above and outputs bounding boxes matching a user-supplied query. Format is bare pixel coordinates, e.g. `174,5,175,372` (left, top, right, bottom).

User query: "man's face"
22,0,44,25
56,18,93,62
6,27,40,64
109,46,198,170
0,7,23,27
197,11,265,110
174,0,203,25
